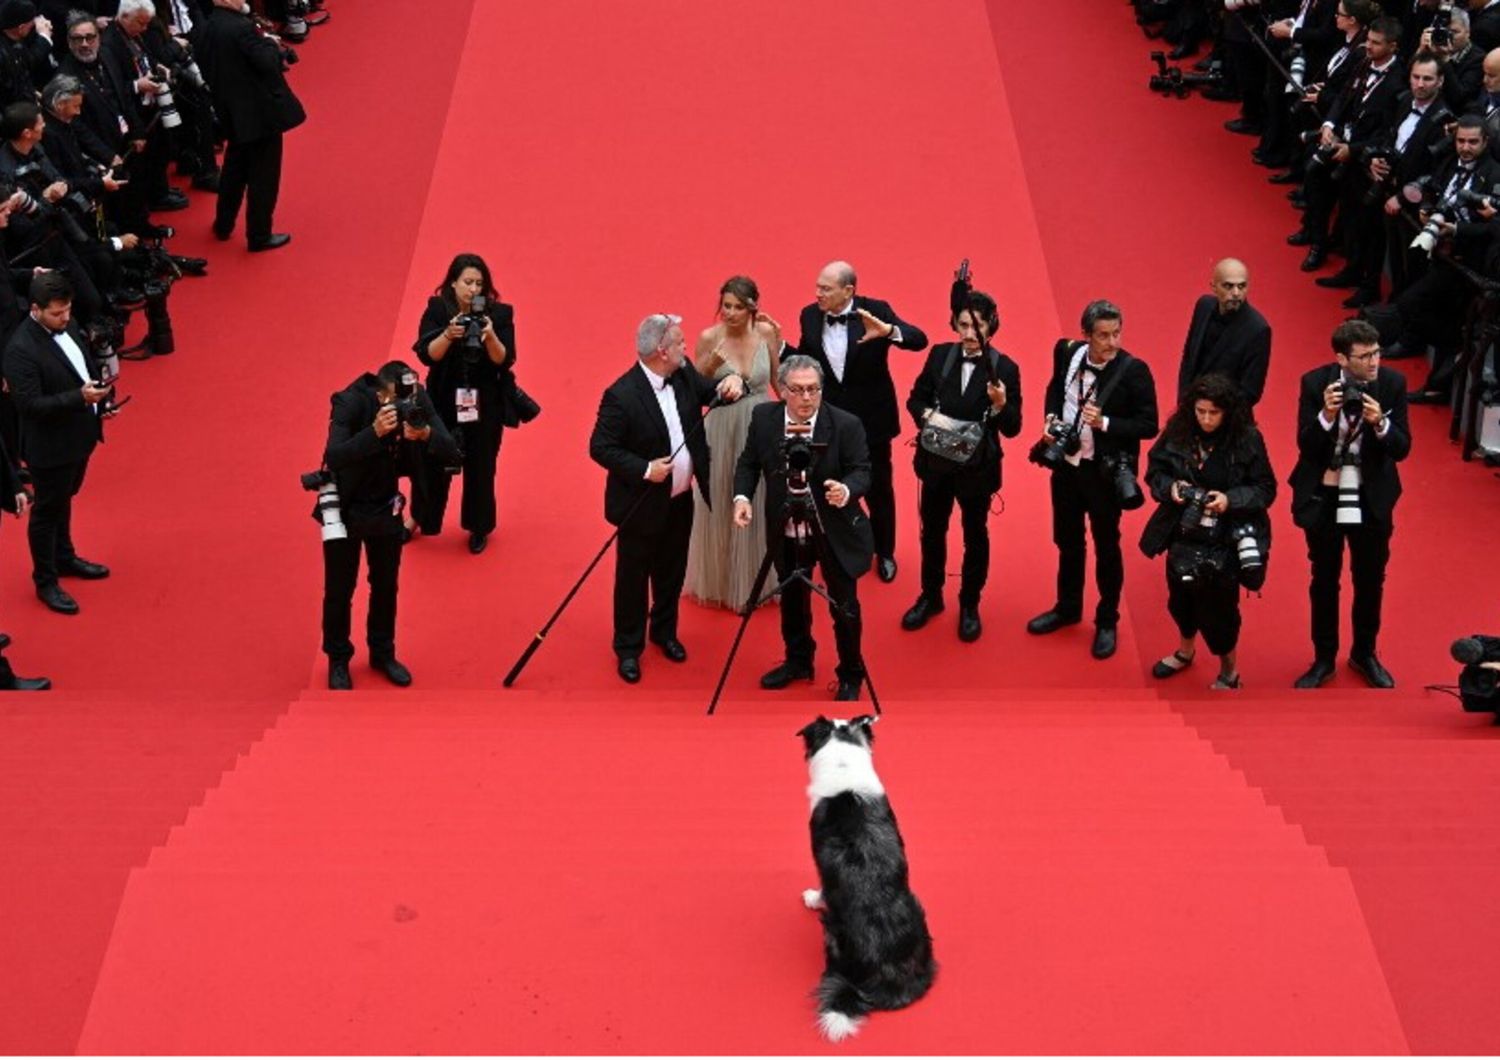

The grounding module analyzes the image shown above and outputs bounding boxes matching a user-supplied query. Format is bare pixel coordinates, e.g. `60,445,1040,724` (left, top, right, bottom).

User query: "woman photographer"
1139,373,1275,689
411,252,516,554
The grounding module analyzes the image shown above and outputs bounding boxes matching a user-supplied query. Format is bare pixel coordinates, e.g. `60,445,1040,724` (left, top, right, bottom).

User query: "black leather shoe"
169,254,209,277
1026,608,1081,635
328,661,352,690
1315,269,1360,289
468,532,488,554
211,223,232,241
1342,288,1379,309
60,557,109,579
248,233,292,252
1224,117,1261,135
1091,625,1118,660
1408,389,1449,405
0,673,51,691
900,594,944,631
1286,229,1313,246
652,637,688,663
1293,658,1336,689
0,633,10,650
958,606,982,643
1349,653,1395,688
761,660,814,689
617,656,641,684
876,556,897,583
371,656,412,687
1300,246,1327,272
1268,170,1300,185
190,170,220,192
834,678,862,701
150,190,189,212
37,585,78,615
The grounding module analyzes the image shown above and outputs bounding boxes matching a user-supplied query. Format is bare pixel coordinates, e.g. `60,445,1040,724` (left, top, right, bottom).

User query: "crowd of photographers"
1139,0,1500,416
0,0,326,690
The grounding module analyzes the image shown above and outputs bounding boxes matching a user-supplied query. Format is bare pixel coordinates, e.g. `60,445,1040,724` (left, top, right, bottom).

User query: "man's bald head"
815,260,857,312
1210,258,1249,314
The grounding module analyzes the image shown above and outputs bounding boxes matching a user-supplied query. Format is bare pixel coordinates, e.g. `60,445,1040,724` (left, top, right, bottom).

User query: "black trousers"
414,418,503,536
865,433,895,560
27,455,90,588
1304,504,1393,660
1050,459,1124,626
918,475,991,607
1165,565,1242,656
612,491,693,659
321,530,403,663
216,133,283,244
776,534,863,682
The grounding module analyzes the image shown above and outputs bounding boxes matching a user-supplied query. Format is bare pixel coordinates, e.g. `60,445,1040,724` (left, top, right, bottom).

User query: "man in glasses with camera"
1288,319,1410,689
1026,300,1159,661
318,360,458,690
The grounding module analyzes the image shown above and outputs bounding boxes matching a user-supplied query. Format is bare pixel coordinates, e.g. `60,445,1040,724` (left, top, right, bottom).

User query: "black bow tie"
825,313,851,327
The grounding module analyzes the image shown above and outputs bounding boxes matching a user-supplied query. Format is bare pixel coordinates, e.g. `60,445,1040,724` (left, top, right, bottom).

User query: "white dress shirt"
639,362,692,497
1059,346,1110,464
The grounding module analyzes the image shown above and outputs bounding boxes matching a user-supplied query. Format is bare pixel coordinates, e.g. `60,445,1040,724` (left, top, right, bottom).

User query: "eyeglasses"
69,32,98,41
1347,350,1382,362
784,384,822,397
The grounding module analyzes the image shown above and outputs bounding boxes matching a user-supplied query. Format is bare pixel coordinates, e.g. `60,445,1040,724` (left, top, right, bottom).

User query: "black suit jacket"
589,362,717,533
59,53,141,153
198,6,306,144
905,342,1022,495
1288,363,1411,529
1441,46,1484,114
1178,297,1272,407
1472,3,1500,54
795,295,927,442
732,401,874,580
1382,91,1454,188
1,316,104,469
1042,340,1160,464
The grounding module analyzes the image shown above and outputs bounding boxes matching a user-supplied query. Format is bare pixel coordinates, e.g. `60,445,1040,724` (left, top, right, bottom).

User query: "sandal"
1210,672,1241,690
1151,649,1195,679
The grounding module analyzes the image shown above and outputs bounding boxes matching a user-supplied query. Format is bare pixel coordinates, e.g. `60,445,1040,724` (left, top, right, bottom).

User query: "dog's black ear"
796,716,834,756
850,714,877,745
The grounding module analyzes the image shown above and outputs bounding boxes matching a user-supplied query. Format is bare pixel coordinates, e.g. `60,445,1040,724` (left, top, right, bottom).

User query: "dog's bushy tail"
816,972,871,1042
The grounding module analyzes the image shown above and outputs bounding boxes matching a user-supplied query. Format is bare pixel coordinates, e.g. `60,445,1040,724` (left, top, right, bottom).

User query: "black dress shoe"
1026,608,1081,635
1286,229,1313,246
169,254,209,277
1349,652,1395,688
1224,117,1262,135
248,233,292,252
1300,246,1327,271
652,636,687,663
0,673,51,691
617,656,641,684
37,584,79,615
1342,288,1379,309
1314,269,1360,289
328,661,352,690
834,678,862,702
760,660,814,689
371,656,412,687
958,606,982,643
1293,658,1336,689
211,223,232,242
59,557,109,579
468,532,488,554
190,171,220,192
876,556,897,583
1091,625,1118,660
150,190,189,212
1268,170,1300,185
1408,389,1449,405
0,633,10,650
900,594,944,631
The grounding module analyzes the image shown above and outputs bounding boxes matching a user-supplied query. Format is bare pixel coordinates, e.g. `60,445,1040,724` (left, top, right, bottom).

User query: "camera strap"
1064,345,1133,434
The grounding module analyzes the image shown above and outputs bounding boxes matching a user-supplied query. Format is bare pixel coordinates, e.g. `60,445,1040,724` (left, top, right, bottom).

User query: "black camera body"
1100,451,1144,510
1452,634,1500,714
11,160,94,244
1432,2,1455,49
300,468,333,492
457,294,489,362
781,434,826,493
391,394,429,431
1341,378,1370,411
1028,420,1081,470
1178,483,1223,537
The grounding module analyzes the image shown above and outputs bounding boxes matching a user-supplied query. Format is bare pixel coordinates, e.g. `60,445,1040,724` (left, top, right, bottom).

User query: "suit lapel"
32,322,87,386
843,296,866,371
811,407,834,480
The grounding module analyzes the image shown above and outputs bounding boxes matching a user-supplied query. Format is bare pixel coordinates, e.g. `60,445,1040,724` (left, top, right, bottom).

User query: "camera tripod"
707,486,881,716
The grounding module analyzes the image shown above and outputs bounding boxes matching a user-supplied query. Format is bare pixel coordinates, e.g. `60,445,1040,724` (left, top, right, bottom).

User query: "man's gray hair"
778,354,824,388
117,0,156,18
635,313,682,358
1453,7,1470,31
1080,299,1123,334
42,75,83,111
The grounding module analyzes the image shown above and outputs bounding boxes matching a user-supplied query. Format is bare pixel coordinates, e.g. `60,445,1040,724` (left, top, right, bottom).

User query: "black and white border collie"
797,714,935,1042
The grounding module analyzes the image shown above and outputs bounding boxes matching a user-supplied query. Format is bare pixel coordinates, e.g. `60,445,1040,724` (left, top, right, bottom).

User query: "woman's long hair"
1162,373,1256,450
435,252,498,310
716,275,759,320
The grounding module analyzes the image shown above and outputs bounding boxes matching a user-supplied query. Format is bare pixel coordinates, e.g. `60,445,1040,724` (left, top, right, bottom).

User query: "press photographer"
411,252,518,556
1288,319,1410,689
1176,257,1272,406
1026,299,1159,661
317,360,459,691
1140,373,1276,691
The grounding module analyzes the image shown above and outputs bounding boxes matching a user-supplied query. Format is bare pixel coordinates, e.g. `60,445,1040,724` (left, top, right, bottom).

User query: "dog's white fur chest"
806,739,885,811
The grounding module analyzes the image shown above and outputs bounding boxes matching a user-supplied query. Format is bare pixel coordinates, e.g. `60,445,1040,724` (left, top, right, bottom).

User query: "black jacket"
1139,425,1277,558
322,374,459,537
1380,91,1454,189
59,52,141,152
589,362,717,532
198,5,305,143
413,295,517,429
1288,363,1411,529
1042,339,1160,465
733,400,874,581
905,341,1022,495
1178,297,1272,407
1,315,104,469
795,294,927,442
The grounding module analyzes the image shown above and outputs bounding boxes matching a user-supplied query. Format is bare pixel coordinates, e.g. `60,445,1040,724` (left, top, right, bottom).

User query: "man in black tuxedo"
0,426,48,689
732,354,873,701
795,259,926,584
1026,300,1160,660
901,287,1022,642
1468,0,1500,53
1425,8,1483,112
1288,319,1411,688
588,313,743,684
1,271,110,616
1177,258,1272,407
198,0,305,251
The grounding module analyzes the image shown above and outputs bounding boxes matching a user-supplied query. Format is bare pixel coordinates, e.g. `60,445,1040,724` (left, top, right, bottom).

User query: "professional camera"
781,433,825,493
1432,1,1455,49
385,370,430,433
148,67,183,130
1285,45,1308,95
1340,377,1370,410
1361,147,1395,205
1178,484,1220,537
1332,452,1363,525
1099,451,1144,510
299,468,347,541
457,294,488,360
11,160,94,244
1147,51,1226,98
1451,634,1500,714
1454,187,1497,214
1028,419,1081,470
84,317,124,382
1307,140,1344,170
1229,521,1266,589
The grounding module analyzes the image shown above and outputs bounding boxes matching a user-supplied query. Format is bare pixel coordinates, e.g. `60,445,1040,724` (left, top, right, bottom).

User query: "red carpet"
3,0,1500,1052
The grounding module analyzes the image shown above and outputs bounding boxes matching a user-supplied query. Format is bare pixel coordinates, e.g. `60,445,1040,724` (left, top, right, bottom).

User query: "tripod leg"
707,539,783,715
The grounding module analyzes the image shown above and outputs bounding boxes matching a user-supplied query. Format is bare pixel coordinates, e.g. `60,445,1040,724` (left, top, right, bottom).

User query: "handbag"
499,375,541,428
917,346,992,471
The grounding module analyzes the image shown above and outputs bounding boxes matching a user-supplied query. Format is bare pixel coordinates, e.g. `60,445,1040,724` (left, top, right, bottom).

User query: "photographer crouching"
315,361,459,690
